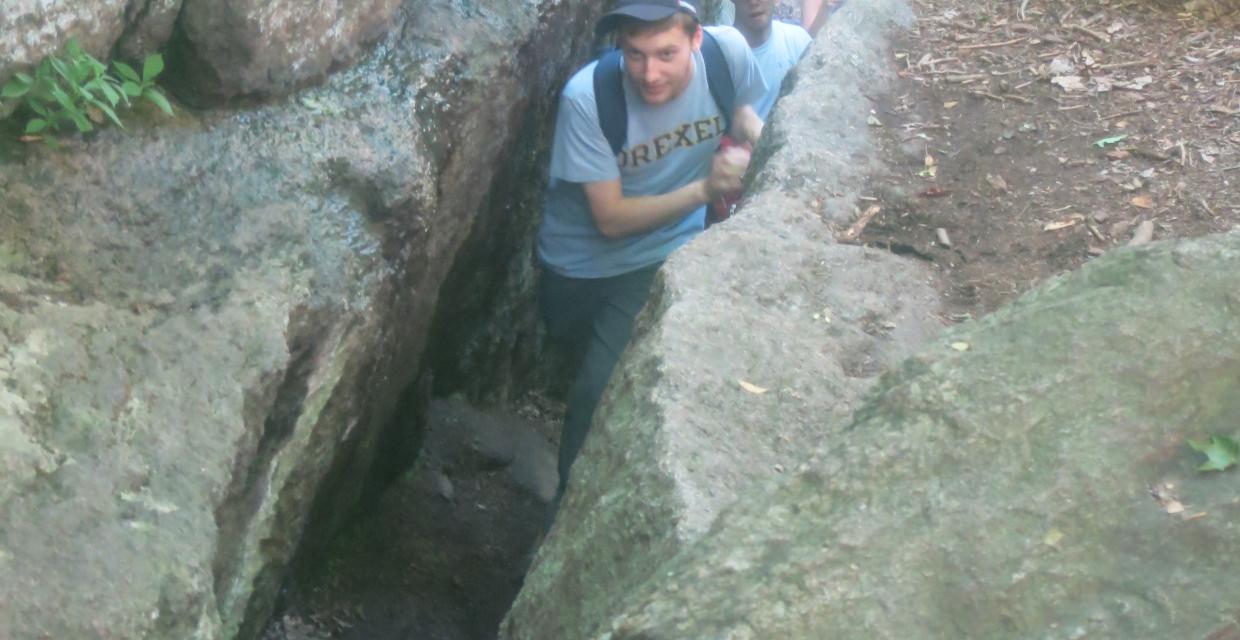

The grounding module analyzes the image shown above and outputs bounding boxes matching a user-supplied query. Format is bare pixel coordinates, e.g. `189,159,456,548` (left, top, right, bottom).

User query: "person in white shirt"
733,0,813,120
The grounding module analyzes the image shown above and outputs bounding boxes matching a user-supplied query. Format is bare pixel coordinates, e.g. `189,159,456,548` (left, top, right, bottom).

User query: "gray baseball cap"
595,0,700,35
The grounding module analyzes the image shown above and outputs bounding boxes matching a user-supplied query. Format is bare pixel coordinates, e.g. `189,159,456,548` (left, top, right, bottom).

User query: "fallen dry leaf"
738,379,769,395
1164,500,1185,515
950,341,970,351
985,174,1008,191
943,100,959,109
919,186,951,198
1130,194,1154,209
1105,149,1130,160
1048,57,1076,75
1116,75,1153,91
1043,528,1064,546
1051,75,1087,92
1043,214,1084,231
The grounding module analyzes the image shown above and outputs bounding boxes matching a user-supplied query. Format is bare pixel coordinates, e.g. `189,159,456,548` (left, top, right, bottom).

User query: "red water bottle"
708,135,752,227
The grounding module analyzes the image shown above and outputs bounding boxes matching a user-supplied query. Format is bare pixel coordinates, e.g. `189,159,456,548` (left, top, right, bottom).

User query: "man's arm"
730,104,764,147
583,179,710,239
802,0,824,29
710,26,767,143
805,0,836,35
583,147,751,238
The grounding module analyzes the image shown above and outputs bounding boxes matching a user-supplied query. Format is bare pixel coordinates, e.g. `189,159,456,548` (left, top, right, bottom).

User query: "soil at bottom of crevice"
262,395,561,640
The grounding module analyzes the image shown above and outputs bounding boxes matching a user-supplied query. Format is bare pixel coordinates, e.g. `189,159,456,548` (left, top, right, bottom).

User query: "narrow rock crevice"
212,307,333,620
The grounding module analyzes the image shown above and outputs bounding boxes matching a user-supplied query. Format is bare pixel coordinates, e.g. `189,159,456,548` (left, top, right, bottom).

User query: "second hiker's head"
597,0,703,106
733,0,777,43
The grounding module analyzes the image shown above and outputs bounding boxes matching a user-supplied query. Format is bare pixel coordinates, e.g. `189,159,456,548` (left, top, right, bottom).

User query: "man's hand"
704,144,752,201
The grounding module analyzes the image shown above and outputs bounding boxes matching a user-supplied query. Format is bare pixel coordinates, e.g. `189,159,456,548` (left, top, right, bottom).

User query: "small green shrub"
1,38,173,138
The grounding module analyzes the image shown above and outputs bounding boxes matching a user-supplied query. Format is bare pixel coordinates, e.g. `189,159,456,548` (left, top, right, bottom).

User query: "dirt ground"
852,0,1239,319
262,396,560,640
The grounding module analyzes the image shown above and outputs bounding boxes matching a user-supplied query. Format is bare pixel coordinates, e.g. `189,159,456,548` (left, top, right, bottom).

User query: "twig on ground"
839,205,882,243
972,91,1007,102
1087,223,1107,242
1072,25,1111,43
1100,109,1143,121
975,90,1032,104
958,37,1028,51
1097,58,1154,71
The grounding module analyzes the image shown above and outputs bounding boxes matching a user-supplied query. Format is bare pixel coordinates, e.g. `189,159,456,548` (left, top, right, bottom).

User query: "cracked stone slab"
598,230,1240,638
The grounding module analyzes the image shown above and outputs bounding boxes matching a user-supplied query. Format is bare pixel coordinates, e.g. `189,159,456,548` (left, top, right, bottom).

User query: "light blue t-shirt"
747,20,813,120
538,26,766,279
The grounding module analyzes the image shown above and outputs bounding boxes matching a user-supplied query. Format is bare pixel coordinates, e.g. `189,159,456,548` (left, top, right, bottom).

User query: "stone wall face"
0,0,130,69
0,0,597,637
599,230,1240,639
0,0,405,105
501,1,939,638
172,0,403,102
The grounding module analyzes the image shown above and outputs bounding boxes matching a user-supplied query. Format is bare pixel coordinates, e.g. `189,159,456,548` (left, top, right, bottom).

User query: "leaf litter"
855,0,1239,319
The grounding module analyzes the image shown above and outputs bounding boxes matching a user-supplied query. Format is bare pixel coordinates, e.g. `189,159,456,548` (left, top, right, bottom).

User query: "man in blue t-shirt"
538,0,766,508
733,0,814,120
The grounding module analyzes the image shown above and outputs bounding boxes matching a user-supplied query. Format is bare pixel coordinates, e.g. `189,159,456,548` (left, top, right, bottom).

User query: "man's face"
619,24,703,105
733,0,776,37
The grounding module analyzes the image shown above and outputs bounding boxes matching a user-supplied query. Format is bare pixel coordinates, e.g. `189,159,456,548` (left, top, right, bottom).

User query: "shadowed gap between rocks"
258,50,573,640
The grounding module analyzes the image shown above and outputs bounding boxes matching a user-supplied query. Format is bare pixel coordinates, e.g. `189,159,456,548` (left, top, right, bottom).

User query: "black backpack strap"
700,30,736,134
593,48,627,157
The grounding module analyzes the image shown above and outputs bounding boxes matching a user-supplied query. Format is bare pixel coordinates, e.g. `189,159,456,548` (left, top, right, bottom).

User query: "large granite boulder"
600,230,1240,638
501,1,942,638
116,0,184,59
1,0,130,72
1,0,404,107
0,0,600,638
0,0,159,119
171,0,402,102
1,0,179,92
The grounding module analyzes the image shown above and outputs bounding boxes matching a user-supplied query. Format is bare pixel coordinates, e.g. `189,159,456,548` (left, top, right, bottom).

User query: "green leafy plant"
1188,434,1238,472
1,38,172,138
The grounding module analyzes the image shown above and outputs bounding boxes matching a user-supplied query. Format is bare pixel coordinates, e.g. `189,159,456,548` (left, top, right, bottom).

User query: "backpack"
592,30,736,156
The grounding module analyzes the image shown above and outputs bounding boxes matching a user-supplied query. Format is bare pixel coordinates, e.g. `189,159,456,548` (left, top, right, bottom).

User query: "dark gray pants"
540,263,660,497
